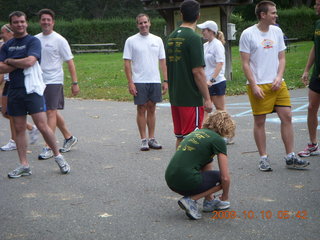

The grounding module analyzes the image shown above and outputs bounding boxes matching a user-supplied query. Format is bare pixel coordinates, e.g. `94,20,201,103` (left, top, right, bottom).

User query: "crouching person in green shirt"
165,111,235,220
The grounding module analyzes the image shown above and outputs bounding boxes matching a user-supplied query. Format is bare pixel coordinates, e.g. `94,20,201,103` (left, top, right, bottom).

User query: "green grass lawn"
64,41,312,101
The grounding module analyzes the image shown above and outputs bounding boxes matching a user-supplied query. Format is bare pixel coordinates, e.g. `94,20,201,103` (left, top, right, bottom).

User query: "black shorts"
2,81,10,96
208,81,226,96
309,76,320,94
44,84,64,110
134,83,162,105
170,170,221,196
7,88,46,116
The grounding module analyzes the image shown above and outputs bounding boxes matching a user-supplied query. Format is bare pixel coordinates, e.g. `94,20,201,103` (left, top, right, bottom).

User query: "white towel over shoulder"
24,61,46,96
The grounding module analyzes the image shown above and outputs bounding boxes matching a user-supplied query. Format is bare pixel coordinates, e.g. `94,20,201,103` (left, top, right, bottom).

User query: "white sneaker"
29,126,39,145
0,139,17,151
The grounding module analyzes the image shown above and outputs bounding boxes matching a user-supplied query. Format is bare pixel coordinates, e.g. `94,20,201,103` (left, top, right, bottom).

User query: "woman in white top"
197,20,226,111
198,21,233,144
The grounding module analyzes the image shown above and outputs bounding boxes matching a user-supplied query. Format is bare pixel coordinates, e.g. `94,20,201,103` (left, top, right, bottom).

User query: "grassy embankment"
64,41,312,101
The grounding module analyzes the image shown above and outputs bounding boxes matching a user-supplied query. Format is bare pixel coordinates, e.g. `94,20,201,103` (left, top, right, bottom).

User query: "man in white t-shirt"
123,13,168,151
36,9,79,160
239,1,309,171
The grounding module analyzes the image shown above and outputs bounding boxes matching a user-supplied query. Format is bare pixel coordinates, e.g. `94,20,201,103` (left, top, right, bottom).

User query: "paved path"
0,88,319,240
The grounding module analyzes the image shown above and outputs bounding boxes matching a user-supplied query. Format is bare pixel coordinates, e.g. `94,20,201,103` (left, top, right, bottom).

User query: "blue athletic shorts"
134,83,162,105
7,88,46,116
208,81,226,96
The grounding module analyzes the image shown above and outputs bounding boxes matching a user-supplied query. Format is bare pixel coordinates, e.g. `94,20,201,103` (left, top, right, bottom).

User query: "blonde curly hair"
202,110,235,138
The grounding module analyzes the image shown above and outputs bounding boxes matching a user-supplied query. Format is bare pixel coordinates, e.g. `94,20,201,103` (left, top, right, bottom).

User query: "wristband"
72,82,78,85
163,80,168,83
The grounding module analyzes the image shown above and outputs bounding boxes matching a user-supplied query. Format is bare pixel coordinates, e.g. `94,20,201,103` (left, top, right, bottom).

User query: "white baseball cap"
197,20,218,34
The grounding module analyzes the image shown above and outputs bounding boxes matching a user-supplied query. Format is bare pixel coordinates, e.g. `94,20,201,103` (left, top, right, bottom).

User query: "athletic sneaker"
298,143,320,157
59,136,78,153
55,155,71,174
178,196,202,220
29,126,40,145
148,138,162,149
285,153,310,169
140,139,149,151
38,147,54,160
259,156,272,172
203,198,231,212
0,139,17,151
8,165,32,178
224,138,235,145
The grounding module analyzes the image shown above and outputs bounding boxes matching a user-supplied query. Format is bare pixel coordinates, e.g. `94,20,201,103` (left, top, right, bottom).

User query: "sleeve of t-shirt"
215,41,225,63
239,30,251,54
276,28,286,52
123,38,132,60
0,43,8,62
189,35,205,68
28,37,41,60
59,37,74,62
158,38,166,60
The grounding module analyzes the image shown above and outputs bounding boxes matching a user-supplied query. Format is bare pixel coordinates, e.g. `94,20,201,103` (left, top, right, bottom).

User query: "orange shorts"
247,81,291,115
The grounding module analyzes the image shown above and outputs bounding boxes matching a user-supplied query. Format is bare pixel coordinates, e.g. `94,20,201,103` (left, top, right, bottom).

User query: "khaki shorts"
247,81,291,115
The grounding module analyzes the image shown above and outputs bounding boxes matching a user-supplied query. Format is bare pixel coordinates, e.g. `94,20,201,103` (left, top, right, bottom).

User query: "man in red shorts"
166,0,212,148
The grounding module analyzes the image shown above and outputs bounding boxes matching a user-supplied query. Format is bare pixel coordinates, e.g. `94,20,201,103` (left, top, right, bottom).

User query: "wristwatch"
210,77,216,83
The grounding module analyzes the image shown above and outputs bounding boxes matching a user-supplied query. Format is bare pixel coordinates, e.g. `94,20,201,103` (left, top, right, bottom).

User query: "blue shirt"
0,35,41,89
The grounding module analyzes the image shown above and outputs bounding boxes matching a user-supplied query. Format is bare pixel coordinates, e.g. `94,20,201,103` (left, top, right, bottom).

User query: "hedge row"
1,7,317,50
0,18,166,51
231,7,317,45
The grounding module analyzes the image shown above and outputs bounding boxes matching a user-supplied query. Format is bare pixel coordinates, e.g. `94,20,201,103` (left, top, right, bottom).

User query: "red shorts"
171,106,204,138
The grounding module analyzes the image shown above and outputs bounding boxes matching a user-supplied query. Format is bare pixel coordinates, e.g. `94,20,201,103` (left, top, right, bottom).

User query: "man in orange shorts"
239,1,309,171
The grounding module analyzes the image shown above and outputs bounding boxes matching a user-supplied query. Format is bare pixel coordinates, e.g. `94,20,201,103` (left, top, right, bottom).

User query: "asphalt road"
0,88,319,240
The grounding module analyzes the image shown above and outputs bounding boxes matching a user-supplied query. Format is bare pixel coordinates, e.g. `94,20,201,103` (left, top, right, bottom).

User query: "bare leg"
253,114,267,156
31,112,60,156
12,116,28,166
146,101,156,139
212,95,225,111
137,104,147,139
275,106,294,154
57,111,72,139
307,89,320,143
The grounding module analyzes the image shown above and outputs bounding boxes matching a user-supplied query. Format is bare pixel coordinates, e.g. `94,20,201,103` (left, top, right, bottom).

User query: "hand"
271,77,282,91
204,99,213,113
162,82,168,95
206,80,213,87
301,72,309,86
128,82,137,96
71,84,80,96
252,85,265,99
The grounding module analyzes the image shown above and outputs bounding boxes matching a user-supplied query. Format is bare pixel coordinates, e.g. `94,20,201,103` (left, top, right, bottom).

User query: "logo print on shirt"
261,39,274,49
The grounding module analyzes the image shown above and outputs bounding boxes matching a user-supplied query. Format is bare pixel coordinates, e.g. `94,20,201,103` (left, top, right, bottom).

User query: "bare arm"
217,153,230,201
66,59,80,96
240,51,265,99
192,66,212,113
302,46,315,86
5,56,37,69
0,62,16,74
159,58,168,95
271,50,286,91
124,59,137,96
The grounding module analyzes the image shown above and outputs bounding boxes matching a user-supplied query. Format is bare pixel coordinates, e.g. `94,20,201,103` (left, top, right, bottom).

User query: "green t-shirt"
165,129,227,192
312,19,320,79
166,27,205,107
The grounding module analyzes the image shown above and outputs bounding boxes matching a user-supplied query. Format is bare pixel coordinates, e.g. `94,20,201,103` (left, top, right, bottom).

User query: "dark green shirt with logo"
166,27,205,107
165,129,227,192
